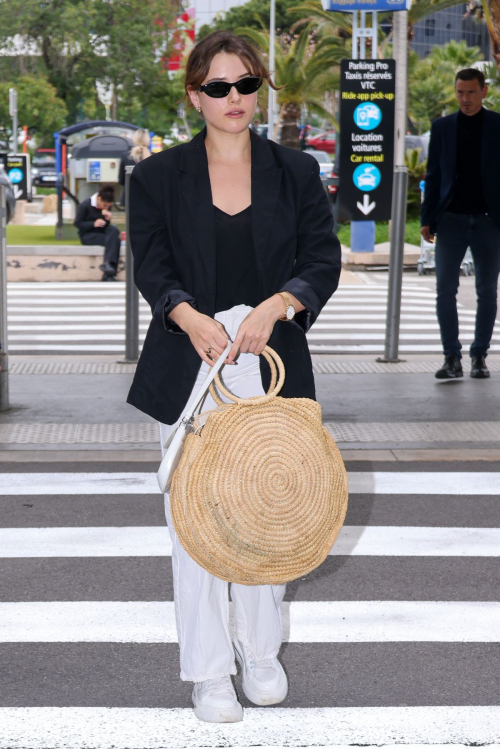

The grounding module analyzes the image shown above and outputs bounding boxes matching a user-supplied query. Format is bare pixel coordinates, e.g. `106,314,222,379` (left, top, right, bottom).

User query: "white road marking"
1,600,499,643
0,526,498,558
0,706,498,747
0,471,498,496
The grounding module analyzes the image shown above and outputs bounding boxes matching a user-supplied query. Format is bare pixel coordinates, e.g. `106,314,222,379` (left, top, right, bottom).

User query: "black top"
73,197,110,237
214,205,258,313
448,108,487,215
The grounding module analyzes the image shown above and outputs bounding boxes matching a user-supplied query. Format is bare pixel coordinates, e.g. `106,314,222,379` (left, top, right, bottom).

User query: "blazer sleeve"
73,202,95,234
421,120,441,230
129,165,197,334
280,159,341,332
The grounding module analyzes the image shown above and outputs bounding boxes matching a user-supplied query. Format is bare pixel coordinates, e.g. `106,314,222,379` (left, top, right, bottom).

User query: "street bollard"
122,165,139,362
0,185,9,410
377,165,409,363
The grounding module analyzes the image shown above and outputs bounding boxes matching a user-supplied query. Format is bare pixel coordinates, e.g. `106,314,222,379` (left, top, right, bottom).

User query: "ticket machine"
67,133,132,207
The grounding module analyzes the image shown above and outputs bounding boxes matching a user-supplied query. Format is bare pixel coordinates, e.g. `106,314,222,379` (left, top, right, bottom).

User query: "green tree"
287,0,467,52
408,40,484,131
235,24,344,147
0,75,67,145
198,0,307,39
0,0,178,125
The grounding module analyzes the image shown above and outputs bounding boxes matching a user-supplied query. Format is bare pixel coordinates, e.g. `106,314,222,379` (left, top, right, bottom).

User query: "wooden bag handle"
209,346,285,406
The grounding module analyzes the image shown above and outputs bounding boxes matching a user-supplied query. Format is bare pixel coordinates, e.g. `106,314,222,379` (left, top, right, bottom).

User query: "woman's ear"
187,87,200,111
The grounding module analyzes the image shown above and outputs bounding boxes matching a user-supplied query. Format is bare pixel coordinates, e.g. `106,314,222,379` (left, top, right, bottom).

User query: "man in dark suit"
74,184,121,282
421,68,500,379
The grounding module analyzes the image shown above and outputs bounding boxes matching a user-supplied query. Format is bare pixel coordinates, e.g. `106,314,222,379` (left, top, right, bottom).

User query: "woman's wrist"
168,301,199,332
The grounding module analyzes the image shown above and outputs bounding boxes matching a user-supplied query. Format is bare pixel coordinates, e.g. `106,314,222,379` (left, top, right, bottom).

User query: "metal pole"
372,12,378,58
0,185,9,410
360,11,366,58
268,0,276,141
56,172,64,241
352,11,358,59
9,89,17,154
378,10,409,363
123,165,139,362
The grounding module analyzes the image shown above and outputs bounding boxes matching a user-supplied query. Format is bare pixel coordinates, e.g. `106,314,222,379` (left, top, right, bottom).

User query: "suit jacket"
127,128,341,424
421,109,500,233
73,197,111,237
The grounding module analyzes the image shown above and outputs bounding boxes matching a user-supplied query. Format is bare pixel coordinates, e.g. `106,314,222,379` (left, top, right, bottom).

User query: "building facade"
411,4,491,58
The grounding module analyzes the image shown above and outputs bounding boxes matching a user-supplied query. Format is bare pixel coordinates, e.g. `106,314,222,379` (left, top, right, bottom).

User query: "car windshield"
305,150,331,163
33,154,55,167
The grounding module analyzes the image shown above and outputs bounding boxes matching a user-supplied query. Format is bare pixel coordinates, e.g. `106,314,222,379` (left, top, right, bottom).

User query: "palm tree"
288,0,467,51
235,24,345,147
465,0,500,70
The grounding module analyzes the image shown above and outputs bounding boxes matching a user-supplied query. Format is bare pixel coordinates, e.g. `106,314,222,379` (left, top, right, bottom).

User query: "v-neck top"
213,204,259,313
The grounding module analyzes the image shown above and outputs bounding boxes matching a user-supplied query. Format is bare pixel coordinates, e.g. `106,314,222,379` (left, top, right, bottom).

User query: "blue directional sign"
322,0,410,11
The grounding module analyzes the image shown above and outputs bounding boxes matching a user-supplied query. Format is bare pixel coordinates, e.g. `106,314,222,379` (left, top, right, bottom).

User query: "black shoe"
470,355,490,379
435,355,463,379
101,274,117,282
99,262,116,274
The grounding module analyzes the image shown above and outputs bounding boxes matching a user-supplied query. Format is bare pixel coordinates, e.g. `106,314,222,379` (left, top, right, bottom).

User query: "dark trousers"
435,212,500,358
80,226,121,273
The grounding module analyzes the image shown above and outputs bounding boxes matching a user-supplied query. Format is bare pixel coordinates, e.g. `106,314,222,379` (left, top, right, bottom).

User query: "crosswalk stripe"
9,281,497,354
0,471,498,495
2,600,499,643
1,526,498,558
0,706,498,747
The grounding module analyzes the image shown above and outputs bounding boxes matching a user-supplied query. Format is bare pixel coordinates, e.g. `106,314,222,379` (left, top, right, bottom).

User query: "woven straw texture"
170,376,349,585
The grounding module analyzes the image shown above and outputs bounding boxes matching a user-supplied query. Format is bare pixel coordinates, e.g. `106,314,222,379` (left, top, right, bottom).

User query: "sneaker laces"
202,676,233,696
246,650,275,672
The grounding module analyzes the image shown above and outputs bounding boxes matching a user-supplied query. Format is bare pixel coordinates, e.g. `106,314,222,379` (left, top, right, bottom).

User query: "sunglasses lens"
203,82,231,98
236,77,262,95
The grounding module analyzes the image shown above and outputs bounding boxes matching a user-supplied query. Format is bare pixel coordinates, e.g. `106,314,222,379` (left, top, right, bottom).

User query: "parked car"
306,130,336,154
304,149,338,217
0,169,17,223
31,148,56,187
304,149,334,177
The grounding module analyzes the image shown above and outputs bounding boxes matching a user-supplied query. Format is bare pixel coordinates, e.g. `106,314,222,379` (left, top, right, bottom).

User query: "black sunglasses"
198,76,262,99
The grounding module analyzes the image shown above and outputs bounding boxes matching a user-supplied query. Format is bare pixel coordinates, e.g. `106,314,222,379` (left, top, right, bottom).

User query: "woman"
128,31,341,724
119,128,151,207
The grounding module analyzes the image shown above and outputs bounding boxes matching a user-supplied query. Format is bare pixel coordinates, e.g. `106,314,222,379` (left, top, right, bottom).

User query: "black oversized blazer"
127,128,341,424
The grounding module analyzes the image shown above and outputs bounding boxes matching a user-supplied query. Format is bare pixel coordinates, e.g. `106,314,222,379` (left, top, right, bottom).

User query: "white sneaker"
192,676,243,723
233,638,288,706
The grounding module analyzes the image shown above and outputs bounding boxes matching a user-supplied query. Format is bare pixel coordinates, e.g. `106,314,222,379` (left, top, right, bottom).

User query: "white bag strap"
162,340,232,448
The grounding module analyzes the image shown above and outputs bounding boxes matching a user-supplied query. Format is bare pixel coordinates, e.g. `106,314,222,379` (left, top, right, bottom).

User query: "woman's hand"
168,302,231,367
227,294,303,363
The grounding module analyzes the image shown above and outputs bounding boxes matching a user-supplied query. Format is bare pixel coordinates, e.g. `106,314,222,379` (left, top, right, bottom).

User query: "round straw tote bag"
170,346,348,585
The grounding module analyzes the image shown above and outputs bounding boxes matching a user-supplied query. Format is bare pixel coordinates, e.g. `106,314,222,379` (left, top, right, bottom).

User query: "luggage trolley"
417,181,474,276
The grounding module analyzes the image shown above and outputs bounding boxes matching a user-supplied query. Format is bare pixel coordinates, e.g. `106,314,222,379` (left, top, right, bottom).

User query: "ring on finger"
205,345,212,356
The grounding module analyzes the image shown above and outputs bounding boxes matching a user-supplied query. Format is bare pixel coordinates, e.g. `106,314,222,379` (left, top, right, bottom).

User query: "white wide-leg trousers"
159,304,286,683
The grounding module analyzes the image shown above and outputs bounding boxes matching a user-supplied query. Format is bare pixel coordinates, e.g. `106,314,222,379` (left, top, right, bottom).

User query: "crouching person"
74,184,121,282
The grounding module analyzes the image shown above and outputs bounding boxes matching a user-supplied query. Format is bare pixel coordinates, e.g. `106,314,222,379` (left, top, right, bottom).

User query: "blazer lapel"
250,131,282,283
447,112,458,178
179,129,216,303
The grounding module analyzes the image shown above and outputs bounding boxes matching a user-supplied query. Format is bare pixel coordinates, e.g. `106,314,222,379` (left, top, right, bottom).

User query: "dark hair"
455,68,485,89
184,31,278,106
98,184,115,202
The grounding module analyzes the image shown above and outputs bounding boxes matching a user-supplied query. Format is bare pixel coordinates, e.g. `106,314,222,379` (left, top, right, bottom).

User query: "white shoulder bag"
157,340,233,493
